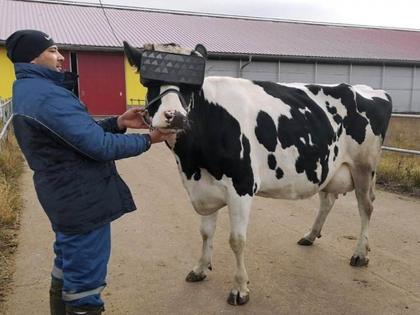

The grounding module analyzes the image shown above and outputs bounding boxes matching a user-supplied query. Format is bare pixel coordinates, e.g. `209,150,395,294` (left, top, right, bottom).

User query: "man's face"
31,45,64,72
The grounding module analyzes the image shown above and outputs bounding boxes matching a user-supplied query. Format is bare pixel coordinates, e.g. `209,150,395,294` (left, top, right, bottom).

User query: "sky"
62,0,420,30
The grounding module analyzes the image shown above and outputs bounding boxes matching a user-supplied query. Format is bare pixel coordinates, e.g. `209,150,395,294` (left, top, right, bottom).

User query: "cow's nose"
164,111,175,120
164,110,187,130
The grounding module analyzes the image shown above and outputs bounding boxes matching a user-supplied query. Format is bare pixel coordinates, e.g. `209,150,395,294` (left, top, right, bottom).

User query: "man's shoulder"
13,78,81,116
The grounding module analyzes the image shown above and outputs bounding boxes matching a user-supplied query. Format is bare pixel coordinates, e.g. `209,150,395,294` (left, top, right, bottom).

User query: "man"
6,29,172,315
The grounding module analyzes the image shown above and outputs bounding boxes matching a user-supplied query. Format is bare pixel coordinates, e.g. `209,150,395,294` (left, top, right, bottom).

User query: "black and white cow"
124,43,393,305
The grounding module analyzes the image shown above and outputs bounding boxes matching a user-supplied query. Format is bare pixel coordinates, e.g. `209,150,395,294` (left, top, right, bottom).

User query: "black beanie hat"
5,29,55,63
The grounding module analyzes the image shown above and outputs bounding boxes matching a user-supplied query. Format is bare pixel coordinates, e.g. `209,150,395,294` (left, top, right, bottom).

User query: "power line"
97,0,120,45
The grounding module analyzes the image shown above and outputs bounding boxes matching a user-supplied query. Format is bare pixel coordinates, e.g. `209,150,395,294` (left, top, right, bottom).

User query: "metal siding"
383,66,412,112
316,64,350,84
414,67,420,89
350,65,382,88
384,66,413,90
387,89,411,112
242,61,278,81
206,60,239,77
412,91,420,112
78,52,126,115
279,62,315,83
204,60,419,112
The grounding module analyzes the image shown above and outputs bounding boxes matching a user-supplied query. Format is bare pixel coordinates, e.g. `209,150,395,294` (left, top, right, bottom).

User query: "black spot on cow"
324,101,343,124
337,124,343,137
334,146,339,161
326,101,337,115
267,154,277,170
307,85,321,95
253,183,258,193
276,167,284,179
355,93,392,141
255,111,277,152
333,114,343,125
254,81,335,185
173,92,254,196
307,83,369,144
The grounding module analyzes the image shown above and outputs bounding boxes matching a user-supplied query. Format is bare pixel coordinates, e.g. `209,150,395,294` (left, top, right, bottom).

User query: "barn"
1,0,420,114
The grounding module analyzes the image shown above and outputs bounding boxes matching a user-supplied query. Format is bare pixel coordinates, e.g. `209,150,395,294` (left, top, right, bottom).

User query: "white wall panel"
317,64,349,84
205,59,419,112
206,60,238,77
242,61,278,81
279,62,315,83
350,65,382,88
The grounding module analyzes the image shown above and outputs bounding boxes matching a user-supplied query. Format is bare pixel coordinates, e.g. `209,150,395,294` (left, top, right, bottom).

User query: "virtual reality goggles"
124,41,207,90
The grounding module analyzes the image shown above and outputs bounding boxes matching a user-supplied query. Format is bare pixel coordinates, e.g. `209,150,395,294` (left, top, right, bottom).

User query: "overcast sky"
63,0,420,30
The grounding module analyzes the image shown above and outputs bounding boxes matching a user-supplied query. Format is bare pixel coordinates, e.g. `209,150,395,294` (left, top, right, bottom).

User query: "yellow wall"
0,46,15,101
124,56,147,106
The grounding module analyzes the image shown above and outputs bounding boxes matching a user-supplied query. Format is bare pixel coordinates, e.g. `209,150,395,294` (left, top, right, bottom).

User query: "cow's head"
123,41,207,132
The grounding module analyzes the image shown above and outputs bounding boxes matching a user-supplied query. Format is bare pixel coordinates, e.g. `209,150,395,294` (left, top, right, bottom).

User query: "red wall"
60,50,71,71
77,52,126,115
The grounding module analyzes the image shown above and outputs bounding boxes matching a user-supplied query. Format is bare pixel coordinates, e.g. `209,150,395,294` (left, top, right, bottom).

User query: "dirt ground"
3,142,420,315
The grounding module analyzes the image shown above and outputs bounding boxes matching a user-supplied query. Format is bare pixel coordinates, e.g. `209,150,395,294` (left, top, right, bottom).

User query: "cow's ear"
194,44,207,58
123,41,142,71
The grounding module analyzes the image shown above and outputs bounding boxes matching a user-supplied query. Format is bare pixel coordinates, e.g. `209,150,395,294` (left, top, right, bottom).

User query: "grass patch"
377,152,420,196
0,131,24,309
383,117,420,151
378,116,420,197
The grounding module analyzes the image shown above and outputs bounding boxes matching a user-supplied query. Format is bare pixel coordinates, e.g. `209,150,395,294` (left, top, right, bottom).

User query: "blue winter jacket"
12,63,150,234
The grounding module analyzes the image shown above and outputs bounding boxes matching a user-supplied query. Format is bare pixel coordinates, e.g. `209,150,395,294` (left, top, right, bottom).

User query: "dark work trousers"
51,223,111,308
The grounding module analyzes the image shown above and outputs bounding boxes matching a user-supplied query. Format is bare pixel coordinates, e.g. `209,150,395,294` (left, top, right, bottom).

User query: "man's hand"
117,108,149,130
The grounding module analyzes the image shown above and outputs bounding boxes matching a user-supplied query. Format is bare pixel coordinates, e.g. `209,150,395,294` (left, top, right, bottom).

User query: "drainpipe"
239,55,252,78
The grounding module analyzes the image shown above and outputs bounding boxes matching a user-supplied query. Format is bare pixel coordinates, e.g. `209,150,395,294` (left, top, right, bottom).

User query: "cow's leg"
227,196,252,306
298,191,336,246
350,166,374,267
186,211,218,282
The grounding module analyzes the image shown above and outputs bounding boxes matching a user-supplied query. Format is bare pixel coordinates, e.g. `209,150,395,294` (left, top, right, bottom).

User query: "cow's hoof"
297,238,313,246
227,291,249,306
350,255,369,267
185,271,207,282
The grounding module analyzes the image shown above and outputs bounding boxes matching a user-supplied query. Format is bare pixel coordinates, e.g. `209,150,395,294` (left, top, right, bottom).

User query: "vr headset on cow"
123,41,207,91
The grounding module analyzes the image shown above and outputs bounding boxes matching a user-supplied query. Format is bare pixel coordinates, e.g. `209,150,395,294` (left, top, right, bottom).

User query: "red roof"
1,0,420,63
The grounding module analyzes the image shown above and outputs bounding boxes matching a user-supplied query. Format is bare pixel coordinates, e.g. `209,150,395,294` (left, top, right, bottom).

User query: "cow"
123,42,393,305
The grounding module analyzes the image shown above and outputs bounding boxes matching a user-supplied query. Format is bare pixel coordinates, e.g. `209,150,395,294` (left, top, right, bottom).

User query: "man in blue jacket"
6,29,173,315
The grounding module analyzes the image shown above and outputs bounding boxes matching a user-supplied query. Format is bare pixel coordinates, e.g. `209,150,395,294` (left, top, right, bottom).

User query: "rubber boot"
65,305,105,315
50,277,66,315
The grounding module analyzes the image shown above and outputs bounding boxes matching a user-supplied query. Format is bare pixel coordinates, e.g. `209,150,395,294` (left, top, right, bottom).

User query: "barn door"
77,52,126,115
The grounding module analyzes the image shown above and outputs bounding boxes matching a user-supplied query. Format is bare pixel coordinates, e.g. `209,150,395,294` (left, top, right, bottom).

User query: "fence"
0,98,13,151
383,114,420,156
